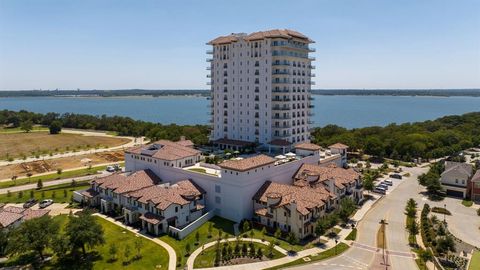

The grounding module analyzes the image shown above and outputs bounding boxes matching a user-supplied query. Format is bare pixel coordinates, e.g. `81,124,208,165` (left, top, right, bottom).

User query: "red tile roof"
0,211,23,228
23,208,50,220
219,155,276,172
0,207,50,228
329,143,349,149
295,143,322,151
254,181,333,216
94,170,161,195
128,179,205,210
294,163,360,189
139,212,164,225
126,140,200,161
208,29,314,45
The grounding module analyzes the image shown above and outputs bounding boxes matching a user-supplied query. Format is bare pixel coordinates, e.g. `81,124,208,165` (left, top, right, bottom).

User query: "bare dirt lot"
0,151,124,179
0,131,130,160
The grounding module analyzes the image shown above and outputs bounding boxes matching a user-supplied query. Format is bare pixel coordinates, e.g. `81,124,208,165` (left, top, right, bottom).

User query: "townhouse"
440,161,474,198
0,206,50,230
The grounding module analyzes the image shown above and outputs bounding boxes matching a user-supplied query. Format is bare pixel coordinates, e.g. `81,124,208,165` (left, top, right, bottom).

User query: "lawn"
47,215,169,269
0,126,48,133
462,200,473,207
0,164,108,188
264,242,349,270
469,251,480,270
0,131,129,160
158,216,236,268
193,240,285,268
0,181,90,203
345,228,357,241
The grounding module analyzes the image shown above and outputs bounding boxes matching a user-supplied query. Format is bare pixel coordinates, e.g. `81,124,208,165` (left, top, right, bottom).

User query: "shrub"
431,207,451,215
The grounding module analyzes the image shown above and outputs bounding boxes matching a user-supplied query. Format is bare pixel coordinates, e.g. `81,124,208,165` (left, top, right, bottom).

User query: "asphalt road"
289,165,428,270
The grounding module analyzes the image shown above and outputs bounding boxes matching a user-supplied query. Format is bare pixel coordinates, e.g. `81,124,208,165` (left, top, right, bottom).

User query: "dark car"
23,198,37,208
390,174,403,179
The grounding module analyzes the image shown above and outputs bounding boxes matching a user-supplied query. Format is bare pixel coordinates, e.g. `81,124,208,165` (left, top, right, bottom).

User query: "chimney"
327,178,335,194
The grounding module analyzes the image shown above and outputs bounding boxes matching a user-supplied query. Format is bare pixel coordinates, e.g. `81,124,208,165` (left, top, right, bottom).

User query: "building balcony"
272,106,291,111
309,81,316,85
272,89,290,93
307,120,315,124
308,105,315,108
308,57,316,61
272,80,290,84
272,125,291,129
206,50,213,54
272,115,291,120
308,47,316,52
272,71,290,75
272,62,290,66
308,96,314,101
206,82,212,85
206,74,212,78
272,98,291,102
206,67,212,70
309,74,316,77
308,112,315,116
274,133,291,138
308,65,315,69
206,58,213,62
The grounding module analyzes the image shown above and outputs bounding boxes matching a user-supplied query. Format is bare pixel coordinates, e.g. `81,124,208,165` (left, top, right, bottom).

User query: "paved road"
289,165,428,270
0,171,110,194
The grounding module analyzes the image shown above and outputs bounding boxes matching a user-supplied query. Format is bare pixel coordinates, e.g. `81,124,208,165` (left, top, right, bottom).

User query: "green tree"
195,231,200,244
405,198,417,218
20,120,33,133
338,197,356,222
134,238,143,259
49,120,62,134
7,215,59,260
37,179,43,189
242,220,250,233
185,243,191,255
418,249,433,264
109,243,118,261
65,210,105,256
123,244,131,264
407,221,419,236
208,223,213,238
260,227,267,241
363,176,374,193
274,227,281,240
0,229,9,256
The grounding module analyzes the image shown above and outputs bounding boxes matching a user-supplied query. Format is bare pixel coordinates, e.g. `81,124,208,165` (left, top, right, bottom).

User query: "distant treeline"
1,89,480,97
0,110,210,145
311,89,480,97
0,89,210,97
311,112,480,161
2,110,480,162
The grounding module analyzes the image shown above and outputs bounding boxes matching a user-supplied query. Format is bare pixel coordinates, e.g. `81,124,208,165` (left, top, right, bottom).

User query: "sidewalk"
93,213,177,270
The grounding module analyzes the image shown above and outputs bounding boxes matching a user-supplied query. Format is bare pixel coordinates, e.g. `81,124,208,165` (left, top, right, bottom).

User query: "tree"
249,228,254,240
241,243,248,256
57,168,63,175
20,120,33,133
65,210,105,256
242,220,250,233
0,229,9,256
109,243,118,261
123,244,131,264
208,223,213,238
266,241,275,258
134,238,143,259
405,198,417,218
418,249,433,264
11,175,17,185
256,247,263,258
7,215,59,260
286,232,298,245
185,243,191,255
274,227,281,240
338,197,356,222
49,120,62,134
195,231,200,244
37,179,43,189
363,176,374,193
26,173,33,183
407,221,419,236
260,227,267,241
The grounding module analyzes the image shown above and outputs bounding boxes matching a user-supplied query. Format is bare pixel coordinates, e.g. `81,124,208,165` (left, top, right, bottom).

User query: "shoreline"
1,94,480,98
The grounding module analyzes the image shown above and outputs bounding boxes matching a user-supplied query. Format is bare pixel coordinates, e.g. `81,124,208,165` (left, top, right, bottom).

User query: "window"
215,196,221,204
175,206,178,213
215,185,221,193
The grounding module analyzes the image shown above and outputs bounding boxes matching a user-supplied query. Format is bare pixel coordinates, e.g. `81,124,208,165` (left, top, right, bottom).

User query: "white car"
383,179,393,186
39,199,53,209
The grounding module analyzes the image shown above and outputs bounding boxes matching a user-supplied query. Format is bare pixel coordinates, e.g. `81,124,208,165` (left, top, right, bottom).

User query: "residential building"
253,163,362,239
0,206,49,230
440,161,474,198
469,170,480,202
207,29,315,147
79,169,205,235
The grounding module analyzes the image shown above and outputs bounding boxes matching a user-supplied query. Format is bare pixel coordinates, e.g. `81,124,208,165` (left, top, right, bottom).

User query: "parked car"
23,198,37,208
390,174,403,179
374,187,386,194
383,179,393,186
106,166,115,172
378,183,389,190
39,199,53,209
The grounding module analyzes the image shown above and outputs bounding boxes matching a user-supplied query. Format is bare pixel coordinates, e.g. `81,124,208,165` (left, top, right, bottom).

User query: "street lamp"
443,204,446,223
334,239,338,255
379,219,389,269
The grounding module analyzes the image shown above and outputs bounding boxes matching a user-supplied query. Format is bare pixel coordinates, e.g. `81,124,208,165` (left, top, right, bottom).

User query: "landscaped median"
263,242,350,270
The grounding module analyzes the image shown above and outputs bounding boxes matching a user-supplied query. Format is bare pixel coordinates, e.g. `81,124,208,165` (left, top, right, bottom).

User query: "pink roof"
209,29,314,45
126,140,200,161
219,155,276,172
329,143,349,149
294,163,360,189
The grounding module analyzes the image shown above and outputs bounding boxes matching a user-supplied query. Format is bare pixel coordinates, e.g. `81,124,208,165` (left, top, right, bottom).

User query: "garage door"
446,189,464,198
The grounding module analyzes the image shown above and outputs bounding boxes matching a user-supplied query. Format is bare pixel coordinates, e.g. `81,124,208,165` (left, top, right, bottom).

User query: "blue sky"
0,0,479,90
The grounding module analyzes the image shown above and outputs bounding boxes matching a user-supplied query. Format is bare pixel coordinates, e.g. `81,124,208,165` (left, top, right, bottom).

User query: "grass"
345,228,357,241
264,243,349,270
0,126,48,133
0,181,90,203
469,251,480,270
0,164,109,188
462,199,473,207
0,131,129,160
158,216,235,268
45,215,169,269
193,240,285,268
415,258,428,270
247,228,306,252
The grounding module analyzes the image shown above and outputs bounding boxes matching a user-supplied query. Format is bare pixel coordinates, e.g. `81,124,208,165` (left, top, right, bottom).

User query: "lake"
1,95,479,129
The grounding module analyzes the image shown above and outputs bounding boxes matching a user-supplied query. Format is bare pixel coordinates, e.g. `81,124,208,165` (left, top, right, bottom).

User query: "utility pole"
379,219,389,269
443,204,447,223
334,239,338,255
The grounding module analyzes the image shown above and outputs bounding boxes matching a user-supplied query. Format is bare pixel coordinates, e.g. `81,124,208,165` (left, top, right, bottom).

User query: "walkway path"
93,213,177,270
0,129,144,166
0,170,110,194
